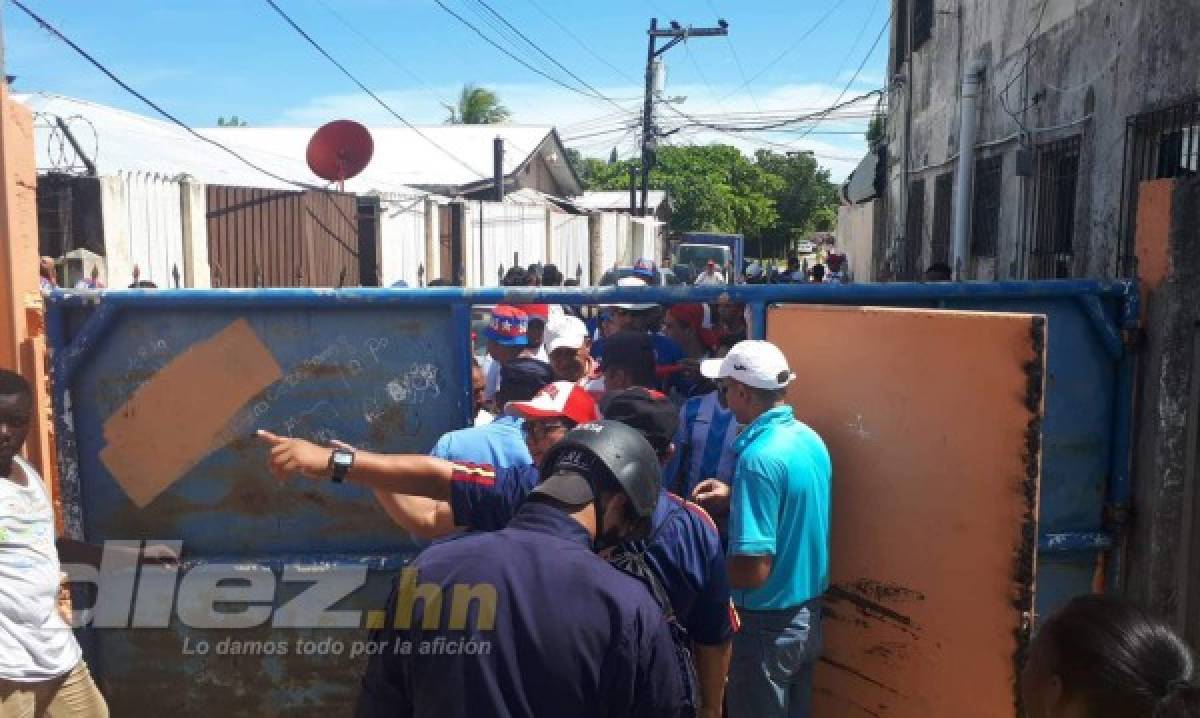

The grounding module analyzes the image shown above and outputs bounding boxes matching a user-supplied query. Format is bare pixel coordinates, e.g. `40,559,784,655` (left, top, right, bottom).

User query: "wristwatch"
329,448,355,484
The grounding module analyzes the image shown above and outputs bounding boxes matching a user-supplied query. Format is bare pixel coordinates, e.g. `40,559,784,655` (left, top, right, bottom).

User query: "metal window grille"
1029,136,1082,280
1118,97,1200,277
972,155,1004,258
912,0,934,50
901,178,926,280
931,172,954,266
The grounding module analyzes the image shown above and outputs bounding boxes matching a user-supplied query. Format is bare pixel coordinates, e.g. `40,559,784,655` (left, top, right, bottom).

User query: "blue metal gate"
46,280,1136,715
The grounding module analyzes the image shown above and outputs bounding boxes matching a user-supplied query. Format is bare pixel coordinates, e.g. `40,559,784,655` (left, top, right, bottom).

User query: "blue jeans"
726,598,823,718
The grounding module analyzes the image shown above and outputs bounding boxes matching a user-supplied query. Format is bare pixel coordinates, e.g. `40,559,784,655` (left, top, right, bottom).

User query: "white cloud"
276,80,874,181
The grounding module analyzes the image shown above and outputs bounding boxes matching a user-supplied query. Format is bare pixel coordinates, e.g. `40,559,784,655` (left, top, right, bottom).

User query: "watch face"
333,450,354,468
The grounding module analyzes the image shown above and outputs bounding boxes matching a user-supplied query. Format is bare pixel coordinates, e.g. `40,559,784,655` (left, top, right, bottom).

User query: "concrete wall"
886,0,1200,280
1127,176,1200,641
838,200,880,282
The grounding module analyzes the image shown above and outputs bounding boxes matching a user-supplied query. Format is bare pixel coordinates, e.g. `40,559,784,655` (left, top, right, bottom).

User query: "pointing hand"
257,430,333,482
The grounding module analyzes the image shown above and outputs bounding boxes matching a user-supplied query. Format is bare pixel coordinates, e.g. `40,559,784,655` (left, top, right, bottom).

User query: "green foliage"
579,144,840,257
866,111,887,146
217,115,247,127
444,84,512,124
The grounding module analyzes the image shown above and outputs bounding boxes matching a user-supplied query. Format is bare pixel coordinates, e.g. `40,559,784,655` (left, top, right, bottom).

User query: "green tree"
217,115,247,127
866,111,887,147
753,150,840,256
444,84,511,124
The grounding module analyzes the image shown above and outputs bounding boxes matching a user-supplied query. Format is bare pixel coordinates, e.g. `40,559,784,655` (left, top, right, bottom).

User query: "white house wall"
99,172,208,288
473,202,548,287
551,213,590,284
378,193,429,287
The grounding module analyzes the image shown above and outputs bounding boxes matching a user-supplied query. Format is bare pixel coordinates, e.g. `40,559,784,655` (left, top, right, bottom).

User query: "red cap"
504,381,600,425
523,304,550,320
668,303,718,350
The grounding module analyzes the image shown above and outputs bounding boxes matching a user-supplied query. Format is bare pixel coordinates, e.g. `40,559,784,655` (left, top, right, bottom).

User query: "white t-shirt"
694,271,726,286
0,456,81,681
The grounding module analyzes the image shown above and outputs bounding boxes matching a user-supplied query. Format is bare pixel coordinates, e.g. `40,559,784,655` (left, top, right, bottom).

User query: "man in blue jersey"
699,340,832,718
258,389,735,718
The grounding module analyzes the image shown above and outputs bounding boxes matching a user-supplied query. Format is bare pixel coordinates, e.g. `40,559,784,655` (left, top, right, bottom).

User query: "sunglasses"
522,421,569,439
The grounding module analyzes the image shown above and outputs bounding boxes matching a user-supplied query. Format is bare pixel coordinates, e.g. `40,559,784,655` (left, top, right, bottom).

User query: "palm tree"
444,84,512,124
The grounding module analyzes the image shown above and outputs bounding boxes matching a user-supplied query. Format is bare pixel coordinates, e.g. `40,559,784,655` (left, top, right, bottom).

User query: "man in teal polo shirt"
700,340,832,718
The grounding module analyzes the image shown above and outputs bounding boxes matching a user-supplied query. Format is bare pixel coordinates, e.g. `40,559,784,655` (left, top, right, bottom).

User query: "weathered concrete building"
880,0,1200,281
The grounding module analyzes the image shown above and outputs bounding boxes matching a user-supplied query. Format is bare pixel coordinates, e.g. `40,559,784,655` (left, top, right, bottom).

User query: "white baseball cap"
544,316,589,353
611,276,657,311
700,340,796,390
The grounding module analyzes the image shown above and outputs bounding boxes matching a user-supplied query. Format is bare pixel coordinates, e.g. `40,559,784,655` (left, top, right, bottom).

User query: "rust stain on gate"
206,185,361,287
767,305,1044,717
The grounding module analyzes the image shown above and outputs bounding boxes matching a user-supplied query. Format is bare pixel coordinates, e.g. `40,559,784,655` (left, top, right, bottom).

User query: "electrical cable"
524,0,638,84
10,0,317,189
705,0,761,112
264,0,490,180
721,0,853,100
790,15,890,141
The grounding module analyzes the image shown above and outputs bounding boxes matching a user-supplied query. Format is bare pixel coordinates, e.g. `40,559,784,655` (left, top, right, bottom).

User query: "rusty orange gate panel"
768,305,1045,717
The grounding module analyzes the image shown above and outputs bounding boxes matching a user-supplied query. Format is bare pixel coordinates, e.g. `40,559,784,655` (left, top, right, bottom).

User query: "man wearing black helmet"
265,422,686,717
259,389,735,718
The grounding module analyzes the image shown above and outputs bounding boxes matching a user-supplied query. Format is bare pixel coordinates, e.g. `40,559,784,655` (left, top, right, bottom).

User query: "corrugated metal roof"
17,92,429,196
576,190,668,211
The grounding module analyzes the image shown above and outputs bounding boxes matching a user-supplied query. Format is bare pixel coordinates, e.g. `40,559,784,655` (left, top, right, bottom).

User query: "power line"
471,0,629,113
432,0,620,106
704,0,761,112
523,0,638,84
9,0,315,189
313,0,454,111
683,38,730,113
264,0,489,179
722,0,853,100
790,16,891,142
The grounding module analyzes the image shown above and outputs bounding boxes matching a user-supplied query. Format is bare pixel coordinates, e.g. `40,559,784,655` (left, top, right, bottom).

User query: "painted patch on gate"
100,319,282,507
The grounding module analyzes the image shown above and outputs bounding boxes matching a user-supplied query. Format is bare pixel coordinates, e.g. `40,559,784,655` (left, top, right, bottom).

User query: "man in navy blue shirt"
353,421,687,717
260,390,736,717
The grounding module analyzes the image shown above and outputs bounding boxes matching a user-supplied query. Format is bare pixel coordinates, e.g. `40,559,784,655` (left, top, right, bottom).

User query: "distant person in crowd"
471,361,493,426
563,278,579,287
128,281,158,289
662,303,718,400
699,341,831,718
526,263,542,286
825,254,847,284
541,264,563,287
632,258,658,284
669,335,740,502
694,260,726,286
544,316,596,385
809,263,826,283
592,277,685,374
482,305,535,408
73,266,105,290
715,300,748,343
924,262,953,282
782,255,806,283
427,278,451,287
523,304,551,362
599,330,658,396
0,369,109,717
502,266,529,287
389,280,408,288
38,257,56,292
431,358,551,469
1022,594,1200,718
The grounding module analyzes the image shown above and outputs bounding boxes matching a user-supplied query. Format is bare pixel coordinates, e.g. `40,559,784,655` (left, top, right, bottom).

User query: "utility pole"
639,18,728,217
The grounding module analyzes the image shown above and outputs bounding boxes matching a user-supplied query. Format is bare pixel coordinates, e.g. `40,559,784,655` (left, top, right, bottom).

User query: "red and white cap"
504,381,600,425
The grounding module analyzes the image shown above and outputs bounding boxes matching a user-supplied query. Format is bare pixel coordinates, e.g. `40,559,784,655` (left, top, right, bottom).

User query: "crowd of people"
3,256,1199,716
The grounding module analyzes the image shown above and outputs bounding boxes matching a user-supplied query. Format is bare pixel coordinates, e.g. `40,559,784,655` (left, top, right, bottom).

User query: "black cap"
600,387,679,455
498,358,554,403
537,420,661,523
599,331,656,371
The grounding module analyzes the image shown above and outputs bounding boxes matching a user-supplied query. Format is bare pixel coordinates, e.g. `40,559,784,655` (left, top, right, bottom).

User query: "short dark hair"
0,369,32,403
502,267,529,287
427,278,450,287
542,264,563,286
563,278,579,287
1036,594,1199,718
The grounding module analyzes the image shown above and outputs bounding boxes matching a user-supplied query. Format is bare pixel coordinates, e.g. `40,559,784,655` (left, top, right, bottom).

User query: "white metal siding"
378,193,428,287
100,172,194,287
551,213,590,284
473,202,548,286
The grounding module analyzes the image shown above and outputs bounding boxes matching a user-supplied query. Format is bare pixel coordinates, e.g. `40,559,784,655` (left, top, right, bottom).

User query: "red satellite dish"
306,120,374,191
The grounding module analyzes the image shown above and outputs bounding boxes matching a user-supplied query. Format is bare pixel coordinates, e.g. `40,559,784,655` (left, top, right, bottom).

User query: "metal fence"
1029,136,1082,280
1118,97,1200,277
971,155,1003,259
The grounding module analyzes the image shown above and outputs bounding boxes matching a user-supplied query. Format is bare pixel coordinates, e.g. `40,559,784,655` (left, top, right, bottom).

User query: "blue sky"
3,0,890,178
